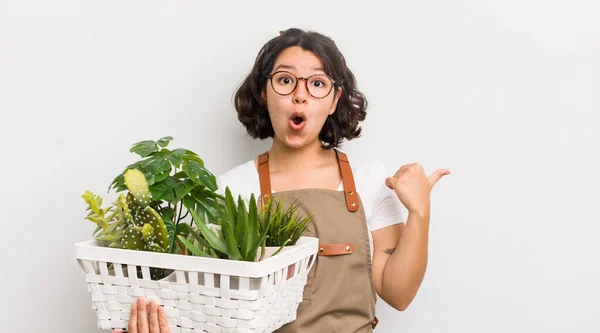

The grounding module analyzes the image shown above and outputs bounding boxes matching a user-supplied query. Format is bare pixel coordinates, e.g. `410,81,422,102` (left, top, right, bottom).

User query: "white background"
1,0,599,332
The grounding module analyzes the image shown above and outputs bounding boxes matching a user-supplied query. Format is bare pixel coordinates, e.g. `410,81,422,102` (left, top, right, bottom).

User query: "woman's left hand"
385,163,450,216
113,297,171,333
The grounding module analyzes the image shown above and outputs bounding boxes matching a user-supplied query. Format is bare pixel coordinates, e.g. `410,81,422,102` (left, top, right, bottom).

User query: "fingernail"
132,302,137,311
150,300,155,308
138,297,143,306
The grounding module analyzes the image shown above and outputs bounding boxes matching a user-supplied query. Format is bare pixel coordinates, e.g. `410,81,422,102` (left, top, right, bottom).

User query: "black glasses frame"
266,70,337,99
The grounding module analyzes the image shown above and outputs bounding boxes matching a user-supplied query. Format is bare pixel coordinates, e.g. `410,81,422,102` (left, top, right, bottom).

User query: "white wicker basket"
74,236,318,333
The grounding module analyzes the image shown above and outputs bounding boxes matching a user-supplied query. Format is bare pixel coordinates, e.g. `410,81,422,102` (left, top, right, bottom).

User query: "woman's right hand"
113,296,171,333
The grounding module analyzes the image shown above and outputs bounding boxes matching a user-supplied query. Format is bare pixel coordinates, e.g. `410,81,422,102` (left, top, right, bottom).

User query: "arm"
372,162,449,310
372,209,430,311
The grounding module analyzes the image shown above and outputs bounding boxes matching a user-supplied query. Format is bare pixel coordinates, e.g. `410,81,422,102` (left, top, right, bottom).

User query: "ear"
328,87,342,115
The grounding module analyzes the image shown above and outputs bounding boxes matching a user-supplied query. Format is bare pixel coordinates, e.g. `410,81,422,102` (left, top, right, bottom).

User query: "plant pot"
75,236,318,332
256,246,296,280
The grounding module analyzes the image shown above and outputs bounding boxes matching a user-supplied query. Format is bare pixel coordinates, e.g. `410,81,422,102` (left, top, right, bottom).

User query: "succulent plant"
119,169,169,252
178,187,313,262
261,198,313,248
178,187,269,261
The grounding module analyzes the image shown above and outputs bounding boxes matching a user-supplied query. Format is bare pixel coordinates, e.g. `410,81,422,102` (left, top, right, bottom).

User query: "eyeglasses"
266,71,337,99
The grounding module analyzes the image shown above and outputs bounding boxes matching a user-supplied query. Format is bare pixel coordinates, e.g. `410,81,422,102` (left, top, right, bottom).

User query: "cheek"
266,92,288,120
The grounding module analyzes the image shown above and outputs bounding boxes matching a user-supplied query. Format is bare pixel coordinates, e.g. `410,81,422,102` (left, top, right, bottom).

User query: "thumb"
428,169,451,187
385,177,396,190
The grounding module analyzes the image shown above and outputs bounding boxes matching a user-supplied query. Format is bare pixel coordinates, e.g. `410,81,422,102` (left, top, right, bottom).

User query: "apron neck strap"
257,149,359,212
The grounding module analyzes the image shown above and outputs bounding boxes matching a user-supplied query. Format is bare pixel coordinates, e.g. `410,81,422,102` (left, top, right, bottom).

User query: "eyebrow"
274,64,325,72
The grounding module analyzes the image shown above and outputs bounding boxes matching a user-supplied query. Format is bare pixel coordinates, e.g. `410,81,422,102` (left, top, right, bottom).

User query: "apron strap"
257,151,271,205
256,150,359,212
335,150,359,212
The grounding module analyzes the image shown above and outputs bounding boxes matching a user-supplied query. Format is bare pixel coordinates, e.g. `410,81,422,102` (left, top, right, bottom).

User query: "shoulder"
216,158,259,199
345,154,389,193
344,153,405,228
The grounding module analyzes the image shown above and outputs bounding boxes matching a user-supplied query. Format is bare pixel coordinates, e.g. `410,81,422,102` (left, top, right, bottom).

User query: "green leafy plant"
178,187,273,261
177,188,314,262
81,136,314,277
81,137,227,278
261,198,313,250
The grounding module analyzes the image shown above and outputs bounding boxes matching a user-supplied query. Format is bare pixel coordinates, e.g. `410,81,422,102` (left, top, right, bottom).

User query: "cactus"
122,169,169,251
82,169,171,279
124,168,152,207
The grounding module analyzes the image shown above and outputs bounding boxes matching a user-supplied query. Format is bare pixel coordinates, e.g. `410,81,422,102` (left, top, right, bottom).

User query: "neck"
268,137,336,172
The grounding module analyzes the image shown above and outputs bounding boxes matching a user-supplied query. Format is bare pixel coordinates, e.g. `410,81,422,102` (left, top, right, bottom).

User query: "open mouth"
289,112,306,131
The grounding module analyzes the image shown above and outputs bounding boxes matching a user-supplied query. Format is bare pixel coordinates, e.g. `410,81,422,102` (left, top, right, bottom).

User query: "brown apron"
257,150,379,332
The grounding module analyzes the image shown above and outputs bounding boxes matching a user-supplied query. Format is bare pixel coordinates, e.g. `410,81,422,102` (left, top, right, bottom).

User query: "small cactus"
124,169,152,207
134,206,169,251
122,226,144,250
125,193,144,227
82,168,170,280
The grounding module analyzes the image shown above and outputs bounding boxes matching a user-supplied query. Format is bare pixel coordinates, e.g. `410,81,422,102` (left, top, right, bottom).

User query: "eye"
312,80,324,87
278,76,294,85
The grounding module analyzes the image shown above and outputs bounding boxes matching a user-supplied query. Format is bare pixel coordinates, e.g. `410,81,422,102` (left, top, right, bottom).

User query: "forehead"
272,46,325,73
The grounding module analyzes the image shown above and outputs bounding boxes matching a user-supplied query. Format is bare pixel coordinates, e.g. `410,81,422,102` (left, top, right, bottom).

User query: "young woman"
120,28,449,333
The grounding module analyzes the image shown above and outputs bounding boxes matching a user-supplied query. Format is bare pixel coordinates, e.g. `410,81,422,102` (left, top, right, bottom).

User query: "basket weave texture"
75,236,319,332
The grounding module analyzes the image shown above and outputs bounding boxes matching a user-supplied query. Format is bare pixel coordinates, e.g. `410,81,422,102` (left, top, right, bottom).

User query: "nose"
293,78,309,104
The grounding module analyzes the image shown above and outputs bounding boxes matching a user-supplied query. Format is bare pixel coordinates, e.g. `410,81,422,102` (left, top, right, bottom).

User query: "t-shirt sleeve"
368,160,407,231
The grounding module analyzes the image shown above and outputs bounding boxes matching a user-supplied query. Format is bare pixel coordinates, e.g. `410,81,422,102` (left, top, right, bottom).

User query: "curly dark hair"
233,28,368,150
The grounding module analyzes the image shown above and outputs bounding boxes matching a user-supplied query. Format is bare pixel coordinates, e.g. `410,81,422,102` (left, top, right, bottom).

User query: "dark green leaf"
130,140,157,157
149,177,178,202
172,171,187,179
224,187,237,228
221,215,242,260
177,235,211,257
188,208,228,255
185,225,212,250
145,171,156,187
157,136,174,148
169,149,186,167
155,169,170,183
235,195,247,245
175,179,196,202
109,173,125,191
252,198,274,257
188,189,224,223
161,207,174,220
116,185,128,193
164,218,176,253
243,194,259,259
259,237,267,261
182,152,205,167
183,160,217,191
144,153,171,175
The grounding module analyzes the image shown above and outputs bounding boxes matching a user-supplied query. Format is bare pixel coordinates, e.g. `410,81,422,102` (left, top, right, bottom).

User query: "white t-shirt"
216,155,407,259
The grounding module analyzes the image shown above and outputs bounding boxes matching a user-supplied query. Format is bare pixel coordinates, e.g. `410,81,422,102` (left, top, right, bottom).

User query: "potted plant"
75,137,319,332
81,136,226,279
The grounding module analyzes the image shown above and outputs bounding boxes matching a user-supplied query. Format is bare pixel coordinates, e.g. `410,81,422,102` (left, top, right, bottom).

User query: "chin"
275,133,316,150
283,137,310,149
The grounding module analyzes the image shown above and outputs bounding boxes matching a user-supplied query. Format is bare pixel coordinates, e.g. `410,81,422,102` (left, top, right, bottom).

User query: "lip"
289,111,307,132
289,111,306,122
